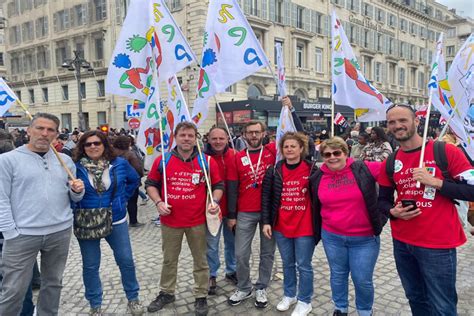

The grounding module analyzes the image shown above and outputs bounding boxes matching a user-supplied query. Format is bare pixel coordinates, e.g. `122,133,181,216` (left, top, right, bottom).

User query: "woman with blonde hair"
261,132,318,316
310,136,387,316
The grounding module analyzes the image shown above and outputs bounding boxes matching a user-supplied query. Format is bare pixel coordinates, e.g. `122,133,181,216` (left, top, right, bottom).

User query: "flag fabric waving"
334,112,348,127
275,106,296,162
275,42,287,97
429,33,474,160
191,0,270,126
105,0,195,102
415,105,428,119
355,108,385,122
0,78,18,117
331,11,391,112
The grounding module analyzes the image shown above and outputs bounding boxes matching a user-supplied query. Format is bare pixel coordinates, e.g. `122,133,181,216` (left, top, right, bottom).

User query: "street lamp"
62,50,94,131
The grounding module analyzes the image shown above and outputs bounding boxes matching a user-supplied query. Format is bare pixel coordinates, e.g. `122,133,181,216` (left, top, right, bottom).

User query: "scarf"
80,157,109,193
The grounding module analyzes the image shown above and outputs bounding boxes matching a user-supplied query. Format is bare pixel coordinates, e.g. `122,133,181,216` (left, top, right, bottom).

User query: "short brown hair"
31,113,60,131
175,121,198,136
320,136,349,156
279,132,308,159
242,120,266,134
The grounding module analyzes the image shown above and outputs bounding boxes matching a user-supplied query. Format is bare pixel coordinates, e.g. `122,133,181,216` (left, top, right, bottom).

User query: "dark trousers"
127,189,139,224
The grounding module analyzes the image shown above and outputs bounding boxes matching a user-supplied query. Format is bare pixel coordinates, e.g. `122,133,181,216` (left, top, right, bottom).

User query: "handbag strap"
109,167,117,207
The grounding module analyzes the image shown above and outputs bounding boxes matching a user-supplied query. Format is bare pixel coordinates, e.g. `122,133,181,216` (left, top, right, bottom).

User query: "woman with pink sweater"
309,137,387,316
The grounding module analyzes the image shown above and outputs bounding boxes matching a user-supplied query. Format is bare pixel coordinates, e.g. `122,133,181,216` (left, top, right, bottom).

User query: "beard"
393,124,417,142
245,137,263,149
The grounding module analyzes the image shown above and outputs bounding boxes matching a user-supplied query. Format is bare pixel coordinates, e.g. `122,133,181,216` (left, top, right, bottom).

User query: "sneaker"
276,296,297,311
128,300,145,315
333,310,348,316
89,307,102,316
129,222,145,228
254,288,268,309
147,291,175,312
194,297,208,316
291,301,312,316
225,272,238,285
228,289,253,306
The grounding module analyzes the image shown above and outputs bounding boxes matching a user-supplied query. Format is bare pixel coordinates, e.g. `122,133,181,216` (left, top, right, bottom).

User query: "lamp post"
62,51,93,131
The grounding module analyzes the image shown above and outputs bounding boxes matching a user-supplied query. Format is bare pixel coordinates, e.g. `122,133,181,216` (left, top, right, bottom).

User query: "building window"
400,18,407,32
388,14,397,27
74,4,87,26
62,85,69,100
55,43,69,66
363,56,372,80
389,62,396,84
97,80,105,97
410,68,416,87
29,89,35,104
296,6,304,29
97,111,107,125
80,82,86,99
418,71,425,90
37,47,50,69
42,87,48,102
446,45,455,57
0,53,3,66
315,48,323,73
95,37,104,60
225,84,236,93
363,3,373,17
15,90,22,102
447,28,456,38
21,21,34,42
446,61,452,70
376,8,385,23
94,0,107,21
275,0,283,23
294,89,307,101
296,43,304,68
399,67,405,87
35,16,48,38
375,62,382,82
61,113,72,131
247,84,263,99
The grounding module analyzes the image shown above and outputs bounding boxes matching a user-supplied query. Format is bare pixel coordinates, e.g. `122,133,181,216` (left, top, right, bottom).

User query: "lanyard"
246,147,263,184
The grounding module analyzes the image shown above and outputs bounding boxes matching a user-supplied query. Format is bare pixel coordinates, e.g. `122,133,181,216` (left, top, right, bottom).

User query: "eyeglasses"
84,141,103,148
322,150,343,159
385,103,416,114
245,131,262,136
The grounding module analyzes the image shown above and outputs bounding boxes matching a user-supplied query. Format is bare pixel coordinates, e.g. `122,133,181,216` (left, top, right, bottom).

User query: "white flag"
164,75,192,150
331,11,391,111
191,0,270,126
106,0,195,101
430,33,474,160
0,78,18,117
275,106,296,162
355,108,385,122
275,42,287,97
136,77,163,170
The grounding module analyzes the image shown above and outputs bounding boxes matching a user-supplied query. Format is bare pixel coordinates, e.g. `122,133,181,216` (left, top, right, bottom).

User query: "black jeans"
127,188,140,224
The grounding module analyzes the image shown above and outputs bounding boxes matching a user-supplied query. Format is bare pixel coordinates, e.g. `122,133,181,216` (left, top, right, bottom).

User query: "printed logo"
394,160,403,173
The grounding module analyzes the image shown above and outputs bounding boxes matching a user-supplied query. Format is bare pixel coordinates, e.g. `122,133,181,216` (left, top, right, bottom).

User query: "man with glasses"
227,120,277,308
378,104,474,315
0,113,85,315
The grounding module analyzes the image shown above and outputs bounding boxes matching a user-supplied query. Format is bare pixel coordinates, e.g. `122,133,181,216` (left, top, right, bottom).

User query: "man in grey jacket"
0,113,84,315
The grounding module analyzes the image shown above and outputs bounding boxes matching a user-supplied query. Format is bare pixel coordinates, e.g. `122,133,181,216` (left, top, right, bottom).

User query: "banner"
331,11,391,112
105,0,195,101
334,112,348,127
275,106,296,162
191,0,270,126
275,42,287,97
0,78,18,117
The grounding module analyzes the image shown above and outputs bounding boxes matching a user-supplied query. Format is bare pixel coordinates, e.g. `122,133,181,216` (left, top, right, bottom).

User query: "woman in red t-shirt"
310,136,385,316
261,132,318,316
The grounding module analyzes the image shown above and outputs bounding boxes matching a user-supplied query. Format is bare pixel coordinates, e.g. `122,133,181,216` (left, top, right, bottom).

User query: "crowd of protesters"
0,100,474,316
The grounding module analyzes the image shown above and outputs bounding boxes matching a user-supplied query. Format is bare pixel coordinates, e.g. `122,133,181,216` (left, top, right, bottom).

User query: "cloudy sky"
437,0,473,18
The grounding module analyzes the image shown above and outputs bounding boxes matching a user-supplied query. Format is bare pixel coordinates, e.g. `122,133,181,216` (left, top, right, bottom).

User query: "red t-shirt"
274,162,313,238
147,153,222,228
378,141,469,248
210,148,238,217
233,143,276,212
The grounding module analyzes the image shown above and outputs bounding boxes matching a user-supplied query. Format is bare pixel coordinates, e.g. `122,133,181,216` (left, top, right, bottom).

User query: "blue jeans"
206,218,236,277
393,239,457,316
78,222,140,308
322,229,380,316
274,231,315,303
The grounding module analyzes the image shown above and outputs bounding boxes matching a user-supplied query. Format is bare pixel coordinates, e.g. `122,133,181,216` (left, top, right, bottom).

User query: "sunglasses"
322,150,343,159
385,103,416,113
84,141,103,148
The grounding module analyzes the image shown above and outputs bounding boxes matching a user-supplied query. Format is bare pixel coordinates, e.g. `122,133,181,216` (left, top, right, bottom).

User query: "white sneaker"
291,301,312,316
254,288,268,308
277,296,297,311
228,289,253,306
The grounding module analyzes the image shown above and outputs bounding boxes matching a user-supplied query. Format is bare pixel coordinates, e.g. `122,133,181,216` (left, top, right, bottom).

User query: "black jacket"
261,160,319,226
309,160,388,244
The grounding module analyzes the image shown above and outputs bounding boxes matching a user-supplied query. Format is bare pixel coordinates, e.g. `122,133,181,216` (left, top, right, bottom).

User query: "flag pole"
15,100,76,180
416,91,434,188
195,139,215,207
438,110,456,140
331,98,335,137
213,96,235,150
153,78,169,207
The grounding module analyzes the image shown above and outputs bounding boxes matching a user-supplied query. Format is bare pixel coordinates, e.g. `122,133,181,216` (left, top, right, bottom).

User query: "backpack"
385,141,450,186
157,152,209,175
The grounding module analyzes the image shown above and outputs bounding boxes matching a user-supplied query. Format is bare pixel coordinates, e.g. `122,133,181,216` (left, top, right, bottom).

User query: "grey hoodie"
0,145,84,239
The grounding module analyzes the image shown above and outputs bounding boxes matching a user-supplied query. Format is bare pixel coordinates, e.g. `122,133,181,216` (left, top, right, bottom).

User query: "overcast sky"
436,0,473,19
